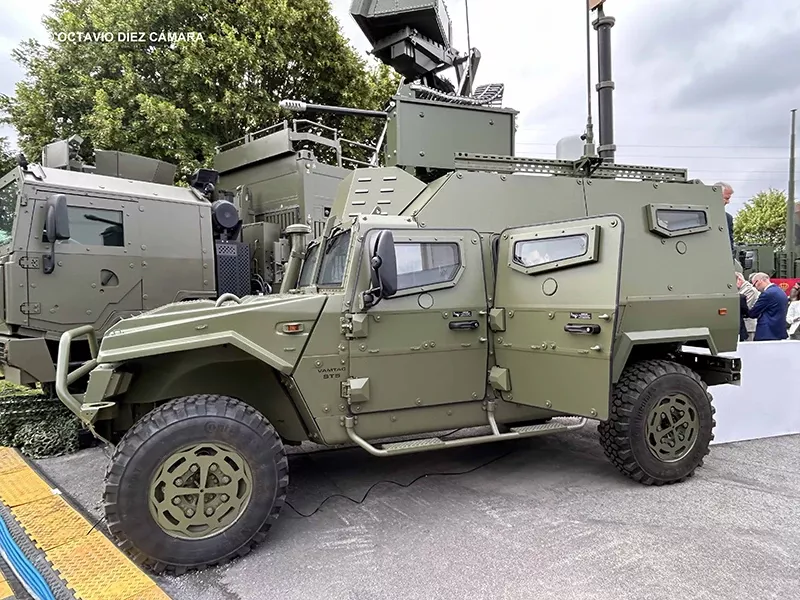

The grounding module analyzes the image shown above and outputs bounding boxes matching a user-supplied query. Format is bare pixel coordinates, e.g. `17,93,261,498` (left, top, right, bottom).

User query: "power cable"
283,447,515,519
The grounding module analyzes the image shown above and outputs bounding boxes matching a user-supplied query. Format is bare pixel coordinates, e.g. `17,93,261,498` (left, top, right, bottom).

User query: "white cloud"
3,0,798,215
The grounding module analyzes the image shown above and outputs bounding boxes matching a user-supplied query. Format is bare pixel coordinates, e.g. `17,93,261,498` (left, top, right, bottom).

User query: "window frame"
646,203,711,238
65,205,126,248
507,223,600,276
316,228,353,289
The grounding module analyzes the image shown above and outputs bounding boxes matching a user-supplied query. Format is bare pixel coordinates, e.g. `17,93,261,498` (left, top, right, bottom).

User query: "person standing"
714,181,741,270
746,272,789,341
787,283,800,340
735,271,759,340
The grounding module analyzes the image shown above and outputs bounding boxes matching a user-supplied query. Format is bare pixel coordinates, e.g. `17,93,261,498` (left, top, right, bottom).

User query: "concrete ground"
35,424,800,600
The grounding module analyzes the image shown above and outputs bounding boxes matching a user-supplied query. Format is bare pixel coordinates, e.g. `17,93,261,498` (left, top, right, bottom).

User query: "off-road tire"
103,394,288,575
598,359,716,486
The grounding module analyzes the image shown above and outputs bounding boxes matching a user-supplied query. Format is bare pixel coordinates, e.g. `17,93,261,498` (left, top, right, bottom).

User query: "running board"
344,406,587,458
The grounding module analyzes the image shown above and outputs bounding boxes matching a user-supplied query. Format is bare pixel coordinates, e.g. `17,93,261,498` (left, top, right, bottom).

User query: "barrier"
682,341,800,445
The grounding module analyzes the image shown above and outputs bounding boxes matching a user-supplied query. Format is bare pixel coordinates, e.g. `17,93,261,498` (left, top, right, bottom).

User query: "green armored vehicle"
0,120,358,390
55,0,741,575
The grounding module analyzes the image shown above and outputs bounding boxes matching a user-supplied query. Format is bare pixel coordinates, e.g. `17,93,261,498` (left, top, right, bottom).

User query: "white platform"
681,341,800,445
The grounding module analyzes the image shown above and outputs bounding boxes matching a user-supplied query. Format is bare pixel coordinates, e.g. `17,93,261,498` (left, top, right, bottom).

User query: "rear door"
491,215,624,420
27,193,142,335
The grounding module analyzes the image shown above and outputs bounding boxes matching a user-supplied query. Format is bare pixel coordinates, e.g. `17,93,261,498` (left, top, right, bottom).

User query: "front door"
348,228,489,413
492,215,624,420
27,194,143,335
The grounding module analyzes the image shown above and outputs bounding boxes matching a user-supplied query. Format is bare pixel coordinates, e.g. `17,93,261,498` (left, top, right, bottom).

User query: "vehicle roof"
22,165,207,206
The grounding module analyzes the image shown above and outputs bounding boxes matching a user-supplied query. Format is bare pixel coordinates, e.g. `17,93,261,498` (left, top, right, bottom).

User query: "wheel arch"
612,328,718,384
101,345,311,443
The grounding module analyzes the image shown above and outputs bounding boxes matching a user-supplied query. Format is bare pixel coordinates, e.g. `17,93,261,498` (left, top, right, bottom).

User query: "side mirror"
44,194,70,243
362,230,397,308
43,194,70,275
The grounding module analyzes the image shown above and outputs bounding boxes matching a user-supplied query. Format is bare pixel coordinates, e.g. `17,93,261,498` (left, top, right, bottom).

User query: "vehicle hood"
97,293,327,374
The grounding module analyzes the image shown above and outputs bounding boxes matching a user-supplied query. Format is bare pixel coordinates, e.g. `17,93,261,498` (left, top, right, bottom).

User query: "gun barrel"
279,99,387,119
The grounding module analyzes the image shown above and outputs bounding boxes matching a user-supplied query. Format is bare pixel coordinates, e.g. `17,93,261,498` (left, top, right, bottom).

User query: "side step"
345,410,587,458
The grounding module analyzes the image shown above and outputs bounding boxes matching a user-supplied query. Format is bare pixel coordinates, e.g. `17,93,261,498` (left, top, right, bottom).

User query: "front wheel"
598,359,716,486
103,394,288,575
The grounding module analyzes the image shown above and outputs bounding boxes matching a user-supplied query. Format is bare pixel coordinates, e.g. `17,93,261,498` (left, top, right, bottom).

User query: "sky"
1,0,799,216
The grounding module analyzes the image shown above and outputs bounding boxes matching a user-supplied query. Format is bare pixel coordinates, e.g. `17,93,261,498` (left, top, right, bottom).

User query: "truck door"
27,195,142,334
348,228,488,413
491,215,624,420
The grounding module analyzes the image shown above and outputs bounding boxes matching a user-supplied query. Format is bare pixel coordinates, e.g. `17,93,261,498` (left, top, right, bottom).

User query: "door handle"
449,320,480,330
564,323,601,335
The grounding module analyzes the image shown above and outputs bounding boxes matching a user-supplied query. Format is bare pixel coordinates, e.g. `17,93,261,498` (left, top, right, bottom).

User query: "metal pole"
788,108,797,265
593,5,616,162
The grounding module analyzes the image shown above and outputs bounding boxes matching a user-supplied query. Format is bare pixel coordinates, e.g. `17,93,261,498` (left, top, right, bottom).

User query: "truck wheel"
103,394,288,575
598,359,716,486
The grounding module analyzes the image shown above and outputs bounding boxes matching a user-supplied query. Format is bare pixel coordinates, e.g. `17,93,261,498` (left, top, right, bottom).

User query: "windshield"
0,176,18,245
317,229,351,288
297,242,321,288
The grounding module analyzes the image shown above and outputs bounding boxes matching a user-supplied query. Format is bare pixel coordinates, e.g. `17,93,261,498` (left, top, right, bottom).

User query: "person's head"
791,283,800,301
714,181,734,205
735,271,745,288
751,272,771,292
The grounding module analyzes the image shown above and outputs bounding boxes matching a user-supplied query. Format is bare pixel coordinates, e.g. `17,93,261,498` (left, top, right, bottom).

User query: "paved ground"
35,425,800,600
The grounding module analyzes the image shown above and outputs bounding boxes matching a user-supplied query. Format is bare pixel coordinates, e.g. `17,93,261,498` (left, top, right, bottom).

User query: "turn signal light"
283,323,304,333
718,308,728,316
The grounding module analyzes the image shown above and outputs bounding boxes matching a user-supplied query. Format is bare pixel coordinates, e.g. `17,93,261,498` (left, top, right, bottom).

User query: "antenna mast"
787,108,797,260
582,0,596,157
465,0,472,57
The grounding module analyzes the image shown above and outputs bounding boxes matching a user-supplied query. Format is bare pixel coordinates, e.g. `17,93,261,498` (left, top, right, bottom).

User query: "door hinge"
341,377,370,404
18,256,40,269
20,303,41,315
341,313,369,339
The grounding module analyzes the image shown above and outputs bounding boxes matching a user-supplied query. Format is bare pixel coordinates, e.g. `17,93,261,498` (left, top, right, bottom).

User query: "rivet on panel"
472,392,478,399
668,285,673,291
359,344,366,351
548,312,554,319
590,409,598,416
416,399,422,405
442,312,449,318
457,173,463,179
391,415,397,422
472,238,478,244
315,360,322,367
545,401,552,408
430,341,436,348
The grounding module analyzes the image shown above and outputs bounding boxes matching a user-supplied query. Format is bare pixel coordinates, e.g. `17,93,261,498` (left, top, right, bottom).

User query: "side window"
647,205,710,237
513,234,588,268
395,242,460,291
67,207,124,247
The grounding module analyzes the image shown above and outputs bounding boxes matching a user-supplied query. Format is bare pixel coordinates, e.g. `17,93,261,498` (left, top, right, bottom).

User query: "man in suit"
714,181,741,270
746,272,789,341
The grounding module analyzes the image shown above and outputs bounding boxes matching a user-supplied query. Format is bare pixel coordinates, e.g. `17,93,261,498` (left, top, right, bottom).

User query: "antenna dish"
556,135,584,161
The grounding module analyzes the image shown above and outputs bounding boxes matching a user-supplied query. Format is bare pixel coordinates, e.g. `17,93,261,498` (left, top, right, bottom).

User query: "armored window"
395,242,460,291
67,207,124,247
655,209,707,232
317,230,352,288
513,234,588,269
0,177,19,245
297,242,321,288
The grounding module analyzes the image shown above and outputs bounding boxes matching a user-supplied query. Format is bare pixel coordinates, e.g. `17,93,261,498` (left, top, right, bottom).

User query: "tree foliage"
733,188,789,250
0,138,15,176
0,0,400,183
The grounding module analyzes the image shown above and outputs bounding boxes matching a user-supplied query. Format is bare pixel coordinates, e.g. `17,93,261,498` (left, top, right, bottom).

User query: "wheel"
103,394,288,575
598,359,716,486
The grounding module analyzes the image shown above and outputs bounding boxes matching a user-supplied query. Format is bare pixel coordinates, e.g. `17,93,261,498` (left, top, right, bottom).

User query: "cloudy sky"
2,0,798,215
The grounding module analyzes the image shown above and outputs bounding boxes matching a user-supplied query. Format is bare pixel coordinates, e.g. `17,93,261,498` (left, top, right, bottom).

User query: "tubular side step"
344,413,588,458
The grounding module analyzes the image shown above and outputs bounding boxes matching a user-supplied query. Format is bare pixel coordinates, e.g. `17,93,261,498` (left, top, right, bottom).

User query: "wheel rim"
148,442,253,540
645,393,699,463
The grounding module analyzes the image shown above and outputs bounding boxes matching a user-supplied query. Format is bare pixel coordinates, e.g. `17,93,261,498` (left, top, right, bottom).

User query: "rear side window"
655,209,707,232
396,242,460,291
67,207,124,247
513,234,588,268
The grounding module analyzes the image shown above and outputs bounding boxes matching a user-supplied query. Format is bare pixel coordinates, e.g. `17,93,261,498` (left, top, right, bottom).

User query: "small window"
297,242,320,288
395,242,460,290
67,207,124,246
317,230,351,287
513,234,588,268
656,209,707,232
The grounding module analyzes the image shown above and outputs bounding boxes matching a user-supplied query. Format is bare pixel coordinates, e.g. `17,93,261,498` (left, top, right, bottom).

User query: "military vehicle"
54,0,741,575
0,117,364,391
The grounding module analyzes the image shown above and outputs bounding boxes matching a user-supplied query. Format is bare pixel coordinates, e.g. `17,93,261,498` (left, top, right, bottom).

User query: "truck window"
395,242,460,291
0,178,18,245
317,230,351,288
513,234,588,268
297,242,321,288
655,209,707,232
68,207,124,247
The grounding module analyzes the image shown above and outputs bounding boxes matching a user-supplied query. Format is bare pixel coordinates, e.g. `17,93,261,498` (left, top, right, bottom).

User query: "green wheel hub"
645,393,699,463
148,442,253,540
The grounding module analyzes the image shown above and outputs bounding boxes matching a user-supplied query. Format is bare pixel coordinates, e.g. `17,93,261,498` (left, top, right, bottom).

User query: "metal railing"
54,325,113,422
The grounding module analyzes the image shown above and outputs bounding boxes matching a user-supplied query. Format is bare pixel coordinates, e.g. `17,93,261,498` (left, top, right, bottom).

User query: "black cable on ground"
284,448,515,519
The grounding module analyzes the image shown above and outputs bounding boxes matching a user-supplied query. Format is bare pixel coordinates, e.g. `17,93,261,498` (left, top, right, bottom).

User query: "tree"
0,0,400,183
733,188,789,250
0,138,15,175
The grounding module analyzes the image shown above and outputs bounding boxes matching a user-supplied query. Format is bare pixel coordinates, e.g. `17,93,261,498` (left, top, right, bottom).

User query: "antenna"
593,0,616,162
788,108,797,256
582,0,596,158
465,0,472,58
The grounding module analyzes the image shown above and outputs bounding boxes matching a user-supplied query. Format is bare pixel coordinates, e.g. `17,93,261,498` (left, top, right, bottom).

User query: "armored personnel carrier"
55,0,742,575
0,118,363,390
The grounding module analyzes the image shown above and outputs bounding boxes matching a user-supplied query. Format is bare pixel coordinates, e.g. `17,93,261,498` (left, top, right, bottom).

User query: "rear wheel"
598,359,715,485
104,394,288,575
